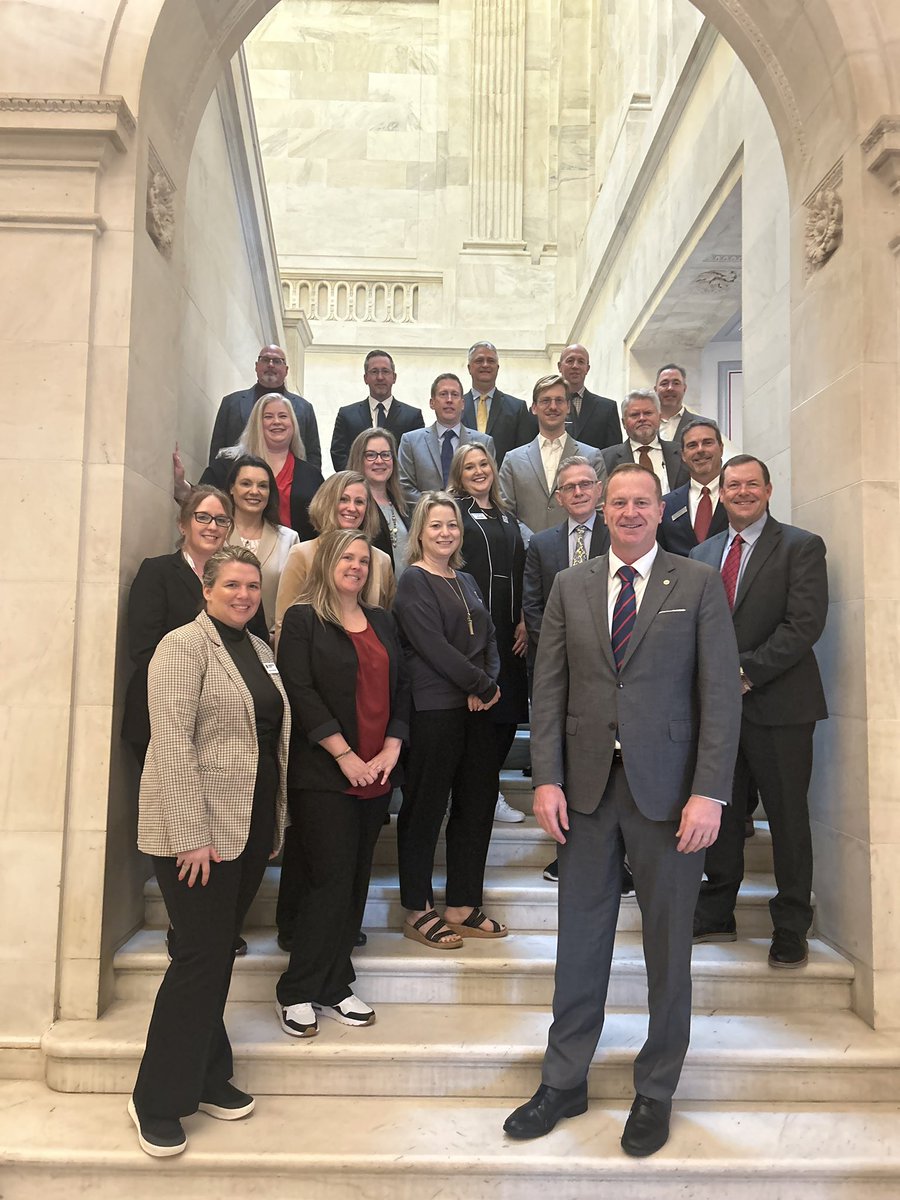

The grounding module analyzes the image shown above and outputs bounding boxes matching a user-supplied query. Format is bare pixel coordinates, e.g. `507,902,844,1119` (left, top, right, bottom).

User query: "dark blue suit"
658,483,728,556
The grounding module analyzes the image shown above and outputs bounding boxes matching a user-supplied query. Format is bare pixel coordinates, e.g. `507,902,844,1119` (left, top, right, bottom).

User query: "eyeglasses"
192,512,231,528
363,450,393,462
557,480,597,495
257,355,286,366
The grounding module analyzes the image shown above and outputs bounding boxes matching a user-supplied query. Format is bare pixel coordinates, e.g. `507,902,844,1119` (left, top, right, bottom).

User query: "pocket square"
658,608,687,614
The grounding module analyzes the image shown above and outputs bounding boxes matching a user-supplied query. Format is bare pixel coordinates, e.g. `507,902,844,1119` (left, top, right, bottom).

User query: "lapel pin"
663,579,671,586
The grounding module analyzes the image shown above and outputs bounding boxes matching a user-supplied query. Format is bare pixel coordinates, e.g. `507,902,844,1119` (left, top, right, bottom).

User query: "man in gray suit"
398,373,495,506
504,463,741,1156
498,374,606,533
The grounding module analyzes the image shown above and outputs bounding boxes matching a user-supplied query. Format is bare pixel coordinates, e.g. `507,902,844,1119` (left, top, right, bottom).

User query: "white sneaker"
314,993,376,1026
276,999,318,1038
494,794,525,823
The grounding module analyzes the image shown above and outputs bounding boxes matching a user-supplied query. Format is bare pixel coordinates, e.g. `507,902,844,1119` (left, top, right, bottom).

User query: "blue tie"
375,402,386,427
612,565,638,670
440,429,455,486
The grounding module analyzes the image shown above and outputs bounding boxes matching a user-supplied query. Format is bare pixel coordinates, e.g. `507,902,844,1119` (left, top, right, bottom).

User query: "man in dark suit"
397,373,495,504
504,463,740,1155
690,455,828,969
558,343,621,450
601,389,689,493
462,340,537,465
330,349,425,471
208,345,321,470
655,363,696,448
658,419,729,556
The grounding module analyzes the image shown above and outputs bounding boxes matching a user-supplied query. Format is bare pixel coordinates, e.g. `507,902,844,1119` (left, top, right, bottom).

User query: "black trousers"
542,761,703,1099
133,754,276,1119
398,705,498,910
695,718,815,937
276,787,390,1007
493,720,518,775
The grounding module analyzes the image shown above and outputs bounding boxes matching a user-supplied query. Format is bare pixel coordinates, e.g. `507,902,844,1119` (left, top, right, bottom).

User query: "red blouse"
275,454,295,528
346,622,391,799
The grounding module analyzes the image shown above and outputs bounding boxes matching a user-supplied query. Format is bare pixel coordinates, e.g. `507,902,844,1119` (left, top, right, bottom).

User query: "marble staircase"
7,767,900,1197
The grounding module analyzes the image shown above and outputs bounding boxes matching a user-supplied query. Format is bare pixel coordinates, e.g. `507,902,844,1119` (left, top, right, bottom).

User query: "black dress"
457,497,529,730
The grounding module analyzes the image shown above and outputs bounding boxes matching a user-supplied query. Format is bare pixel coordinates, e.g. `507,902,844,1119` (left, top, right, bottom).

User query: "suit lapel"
618,552,677,671
526,438,549,497
426,424,443,475
199,614,257,727
585,557,616,673
733,517,781,615
255,523,278,569
486,390,502,436
554,522,569,573
240,389,256,427
172,552,201,607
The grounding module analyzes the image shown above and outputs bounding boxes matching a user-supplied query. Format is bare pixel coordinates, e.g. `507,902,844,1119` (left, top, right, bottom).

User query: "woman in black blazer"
123,486,267,762
274,529,409,1037
448,444,529,790
199,393,324,542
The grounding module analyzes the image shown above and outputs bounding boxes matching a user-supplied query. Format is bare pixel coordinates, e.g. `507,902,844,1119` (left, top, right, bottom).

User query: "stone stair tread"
44,999,900,1068
115,928,852,980
5,1079,900,1197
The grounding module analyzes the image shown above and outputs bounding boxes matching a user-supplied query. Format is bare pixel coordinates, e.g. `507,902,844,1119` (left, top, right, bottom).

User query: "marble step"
113,930,853,1010
144,865,787,935
43,1000,900,1102
5,1080,900,1200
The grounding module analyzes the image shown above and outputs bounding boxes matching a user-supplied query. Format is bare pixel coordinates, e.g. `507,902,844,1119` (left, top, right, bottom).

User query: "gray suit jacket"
498,435,606,534
397,423,495,505
531,550,741,821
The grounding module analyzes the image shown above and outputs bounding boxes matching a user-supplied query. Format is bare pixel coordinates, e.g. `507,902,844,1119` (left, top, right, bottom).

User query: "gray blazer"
398,423,495,505
497,434,606,534
138,612,290,859
531,550,741,821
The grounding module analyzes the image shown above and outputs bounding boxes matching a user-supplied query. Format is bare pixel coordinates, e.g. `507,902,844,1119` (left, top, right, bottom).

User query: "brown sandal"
403,909,463,950
444,907,508,939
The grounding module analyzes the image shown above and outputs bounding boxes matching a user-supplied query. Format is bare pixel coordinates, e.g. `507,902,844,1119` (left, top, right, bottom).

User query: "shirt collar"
727,511,768,547
567,513,596,535
629,438,661,452
541,432,566,448
436,421,462,437
609,542,659,581
689,476,720,502
368,396,393,414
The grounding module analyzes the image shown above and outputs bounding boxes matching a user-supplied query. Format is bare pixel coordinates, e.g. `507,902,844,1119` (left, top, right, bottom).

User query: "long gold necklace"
443,574,474,636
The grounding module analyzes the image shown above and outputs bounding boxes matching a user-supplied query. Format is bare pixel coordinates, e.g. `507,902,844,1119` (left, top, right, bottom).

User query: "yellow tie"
476,394,488,433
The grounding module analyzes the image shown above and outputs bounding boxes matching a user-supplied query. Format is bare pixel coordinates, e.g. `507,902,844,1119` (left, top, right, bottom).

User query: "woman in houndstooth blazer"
129,545,290,1159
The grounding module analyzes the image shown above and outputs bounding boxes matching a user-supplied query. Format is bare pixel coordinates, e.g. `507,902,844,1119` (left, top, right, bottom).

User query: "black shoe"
233,936,248,956
620,1093,671,1157
166,926,248,961
768,929,808,969
621,864,634,895
276,931,293,953
503,1082,588,1140
692,921,737,944
355,930,368,947
198,1081,255,1120
127,1098,186,1158
542,860,559,883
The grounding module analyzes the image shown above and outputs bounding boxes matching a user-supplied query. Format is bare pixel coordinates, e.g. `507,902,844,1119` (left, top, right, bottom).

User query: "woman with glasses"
123,486,269,767
346,428,410,576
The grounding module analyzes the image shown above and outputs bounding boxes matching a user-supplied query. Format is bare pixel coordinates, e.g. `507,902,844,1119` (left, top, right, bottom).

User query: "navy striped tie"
612,565,638,670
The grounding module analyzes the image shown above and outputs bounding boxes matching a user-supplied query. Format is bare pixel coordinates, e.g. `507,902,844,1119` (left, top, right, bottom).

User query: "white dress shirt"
688,476,720,523
628,438,667,489
658,409,685,443
540,434,565,491
368,396,394,426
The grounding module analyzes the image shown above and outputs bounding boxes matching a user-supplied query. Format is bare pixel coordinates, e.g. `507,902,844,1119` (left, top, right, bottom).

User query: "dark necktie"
721,534,744,610
375,402,386,428
440,429,455,486
694,486,713,542
612,565,638,670
637,444,653,474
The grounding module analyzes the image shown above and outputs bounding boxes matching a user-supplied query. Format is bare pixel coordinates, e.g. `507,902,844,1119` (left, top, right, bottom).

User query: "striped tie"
612,565,638,670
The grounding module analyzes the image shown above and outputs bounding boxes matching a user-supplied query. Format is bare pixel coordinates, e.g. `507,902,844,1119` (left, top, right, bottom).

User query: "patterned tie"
572,524,588,566
375,402,386,428
476,394,488,433
440,429,455,486
694,486,713,542
612,566,638,670
721,533,744,610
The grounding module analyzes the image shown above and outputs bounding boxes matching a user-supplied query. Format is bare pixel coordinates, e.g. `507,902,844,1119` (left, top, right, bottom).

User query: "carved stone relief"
146,143,175,259
803,161,843,275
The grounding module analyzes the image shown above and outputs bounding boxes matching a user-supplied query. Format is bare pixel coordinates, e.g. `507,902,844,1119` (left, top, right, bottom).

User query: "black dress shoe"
621,864,634,895
355,930,368,947
620,1093,671,1157
276,931,293,953
503,1082,588,1140
692,921,736,944
768,929,808,968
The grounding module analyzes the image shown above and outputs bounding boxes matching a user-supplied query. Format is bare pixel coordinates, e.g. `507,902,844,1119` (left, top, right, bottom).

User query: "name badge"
670,506,688,521
263,661,280,676
472,510,488,521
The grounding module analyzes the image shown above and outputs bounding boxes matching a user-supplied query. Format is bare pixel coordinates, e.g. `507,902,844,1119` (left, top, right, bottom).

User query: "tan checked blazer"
138,612,290,860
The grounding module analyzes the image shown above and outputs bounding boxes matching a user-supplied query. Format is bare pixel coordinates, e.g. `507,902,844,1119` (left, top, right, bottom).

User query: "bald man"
208,345,321,470
558,344,621,451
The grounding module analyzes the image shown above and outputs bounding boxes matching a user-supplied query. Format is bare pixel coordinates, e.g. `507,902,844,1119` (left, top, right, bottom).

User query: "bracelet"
333,748,352,761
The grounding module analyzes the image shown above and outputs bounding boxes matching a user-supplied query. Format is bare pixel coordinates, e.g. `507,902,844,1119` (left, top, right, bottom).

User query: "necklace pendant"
467,615,474,636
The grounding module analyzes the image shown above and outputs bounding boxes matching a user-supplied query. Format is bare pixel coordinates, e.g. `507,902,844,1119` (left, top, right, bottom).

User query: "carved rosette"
146,143,175,259
803,162,843,276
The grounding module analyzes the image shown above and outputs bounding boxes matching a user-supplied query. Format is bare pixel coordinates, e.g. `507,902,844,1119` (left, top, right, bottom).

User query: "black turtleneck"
209,615,283,739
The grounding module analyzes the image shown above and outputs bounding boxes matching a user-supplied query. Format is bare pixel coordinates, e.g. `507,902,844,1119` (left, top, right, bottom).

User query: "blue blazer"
658,482,728,556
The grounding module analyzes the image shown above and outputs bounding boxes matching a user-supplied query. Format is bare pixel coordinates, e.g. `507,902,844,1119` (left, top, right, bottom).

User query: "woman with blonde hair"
393,492,505,950
273,470,395,644
198,392,323,541
346,427,410,575
274,530,409,1036
448,443,529,823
